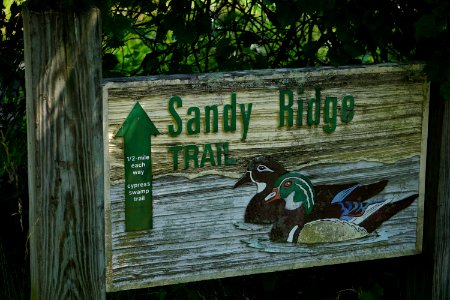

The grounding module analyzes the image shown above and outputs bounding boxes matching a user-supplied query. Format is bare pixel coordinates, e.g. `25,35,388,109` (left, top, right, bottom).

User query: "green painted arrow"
115,102,160,232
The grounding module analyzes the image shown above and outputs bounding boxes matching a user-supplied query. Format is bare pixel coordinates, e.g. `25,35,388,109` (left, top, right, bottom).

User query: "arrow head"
115,102,160,137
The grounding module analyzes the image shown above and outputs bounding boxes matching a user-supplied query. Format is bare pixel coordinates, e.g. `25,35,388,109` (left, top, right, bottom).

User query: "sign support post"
24,7,105,299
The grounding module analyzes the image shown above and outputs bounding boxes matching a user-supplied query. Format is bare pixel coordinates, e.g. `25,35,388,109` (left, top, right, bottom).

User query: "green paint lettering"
307,88,321,126
186,106,201,134
168,145,183,171
216,143,223,166
184,144,199,169
223,93,237,132
323,96,337,133
223,142,236,165
341,95,355,123
279,89,294,127
205,105,219,133
168,96,183,137
200,143,216,167
240,103,252,141
296,99,304,127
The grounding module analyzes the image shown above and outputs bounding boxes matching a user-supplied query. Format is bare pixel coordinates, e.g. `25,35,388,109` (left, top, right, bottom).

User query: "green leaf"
173,23,196,44
343,43,365,58
414,14,438,40
358,283,383,300
276,2,298,26
424,60,440,81
215,37,234,59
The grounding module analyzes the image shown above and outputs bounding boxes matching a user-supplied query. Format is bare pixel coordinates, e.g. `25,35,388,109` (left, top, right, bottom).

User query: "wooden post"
417,83,450,300
23,8,105,299
432,95,450,299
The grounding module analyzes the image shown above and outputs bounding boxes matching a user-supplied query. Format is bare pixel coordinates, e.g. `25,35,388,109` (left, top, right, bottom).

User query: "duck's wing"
311,180,389,221
331,184,361,203
314,182,358,205
315,180,388,204
341,180,388,202
329,182,388,220
358,194,417,233
338,199,385,221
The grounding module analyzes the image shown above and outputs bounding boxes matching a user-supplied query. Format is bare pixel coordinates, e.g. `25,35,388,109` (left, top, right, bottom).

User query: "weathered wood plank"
24,9,105,299
106,64,427,182
107,158,421,291
104,64,428,291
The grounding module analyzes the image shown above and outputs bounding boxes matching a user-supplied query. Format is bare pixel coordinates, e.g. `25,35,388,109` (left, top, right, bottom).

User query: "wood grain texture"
104,64,429,291
107,158,421,291
105,64,428,182
24,9,105,299
433,98,450,299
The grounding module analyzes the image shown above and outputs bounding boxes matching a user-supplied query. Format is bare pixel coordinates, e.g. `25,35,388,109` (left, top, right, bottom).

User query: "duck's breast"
297,219,368,244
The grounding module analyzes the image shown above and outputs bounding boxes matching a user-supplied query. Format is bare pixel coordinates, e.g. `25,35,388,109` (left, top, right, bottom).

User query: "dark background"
1,0,449,298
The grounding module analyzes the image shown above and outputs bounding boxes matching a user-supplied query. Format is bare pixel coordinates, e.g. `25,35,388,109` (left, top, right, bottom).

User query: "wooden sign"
104,64,429,292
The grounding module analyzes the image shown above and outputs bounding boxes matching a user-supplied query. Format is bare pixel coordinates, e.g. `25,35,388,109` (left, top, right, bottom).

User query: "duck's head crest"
265,172,316,214
233,156,287,190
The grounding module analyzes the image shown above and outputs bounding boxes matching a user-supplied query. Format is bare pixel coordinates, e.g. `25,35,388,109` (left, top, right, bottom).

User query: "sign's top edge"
102,62,426,87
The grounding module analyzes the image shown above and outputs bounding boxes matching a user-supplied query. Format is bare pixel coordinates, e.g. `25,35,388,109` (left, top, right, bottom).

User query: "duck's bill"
233,171,252,188
264,188,281,203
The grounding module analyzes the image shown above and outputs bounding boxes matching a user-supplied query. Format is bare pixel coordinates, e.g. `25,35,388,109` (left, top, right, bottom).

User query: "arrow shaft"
123,130,153,231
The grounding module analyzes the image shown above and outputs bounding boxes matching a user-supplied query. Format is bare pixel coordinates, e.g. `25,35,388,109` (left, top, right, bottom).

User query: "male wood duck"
233,156,287,224
265,172,417,243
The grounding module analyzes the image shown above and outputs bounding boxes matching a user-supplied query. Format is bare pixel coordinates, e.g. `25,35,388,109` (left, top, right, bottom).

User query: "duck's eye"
283,181,292,187
256,164,274,173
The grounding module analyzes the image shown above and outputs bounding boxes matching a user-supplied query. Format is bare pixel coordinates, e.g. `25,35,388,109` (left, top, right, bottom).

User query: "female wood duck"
233,156,287,224
265,172,417,243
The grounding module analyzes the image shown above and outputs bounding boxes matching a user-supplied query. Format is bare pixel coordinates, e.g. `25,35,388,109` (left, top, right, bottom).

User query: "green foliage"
413,0,450,100
0,0,29,298
0,243,26,299
100,0,450,99
0,0,26,230
358,283,383,300
26,0,96,12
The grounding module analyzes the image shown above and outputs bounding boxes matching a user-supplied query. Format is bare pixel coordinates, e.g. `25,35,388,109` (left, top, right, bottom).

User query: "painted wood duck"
234,156,392,225
265,172,417,243
233,156,287,224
